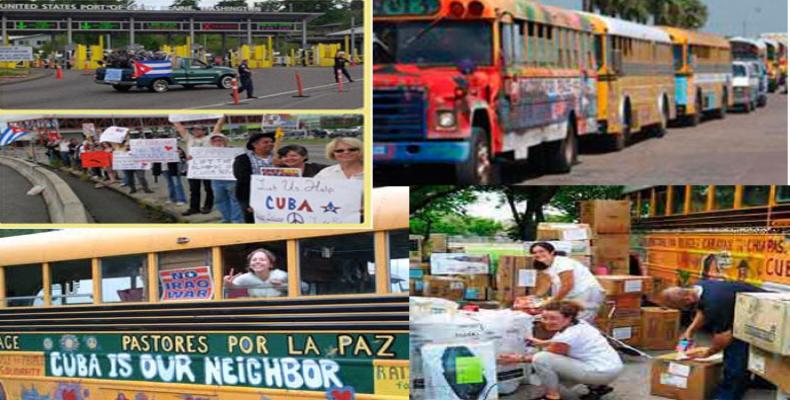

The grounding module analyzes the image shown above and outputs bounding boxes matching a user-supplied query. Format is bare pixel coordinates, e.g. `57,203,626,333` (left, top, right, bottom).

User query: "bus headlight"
437,110,456,128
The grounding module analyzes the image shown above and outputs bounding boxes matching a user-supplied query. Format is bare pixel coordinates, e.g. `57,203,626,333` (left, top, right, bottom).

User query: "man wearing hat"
232,131,276,223
173,117,225,216
334,51,354,83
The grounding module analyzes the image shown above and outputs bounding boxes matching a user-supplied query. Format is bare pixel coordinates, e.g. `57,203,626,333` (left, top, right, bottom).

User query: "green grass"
0,68,29,77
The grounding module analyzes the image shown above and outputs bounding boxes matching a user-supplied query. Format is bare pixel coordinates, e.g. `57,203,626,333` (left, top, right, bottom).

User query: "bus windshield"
732,64,747,77
374,21,493,67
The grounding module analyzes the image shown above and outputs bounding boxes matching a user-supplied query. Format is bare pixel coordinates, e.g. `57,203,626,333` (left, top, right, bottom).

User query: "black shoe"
200,207,212,214
129,189,137,194
580,385,614,400
182,209,200,216
143,189,154,194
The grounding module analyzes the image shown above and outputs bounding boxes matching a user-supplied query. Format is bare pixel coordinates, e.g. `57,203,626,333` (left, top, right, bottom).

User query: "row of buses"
373,0,783,184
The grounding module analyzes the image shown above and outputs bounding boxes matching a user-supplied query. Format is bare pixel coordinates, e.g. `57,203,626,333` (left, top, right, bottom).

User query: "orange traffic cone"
293,72,309,98
231,78,240,105
82,60,92,76
56,65,63,80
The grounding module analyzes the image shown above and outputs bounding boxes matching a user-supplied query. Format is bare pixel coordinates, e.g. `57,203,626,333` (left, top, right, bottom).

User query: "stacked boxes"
733,292,790,393
640,307,681,350
423,276,465,301
580,200,632,274
595,275,653,346
495,255,536,305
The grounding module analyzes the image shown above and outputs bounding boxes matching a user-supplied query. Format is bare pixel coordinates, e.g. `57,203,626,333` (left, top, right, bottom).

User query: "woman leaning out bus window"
223,248,287,297
498,301,623,400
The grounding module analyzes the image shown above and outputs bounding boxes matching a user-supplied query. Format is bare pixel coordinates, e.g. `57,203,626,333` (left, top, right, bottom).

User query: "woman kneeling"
500,301,623,400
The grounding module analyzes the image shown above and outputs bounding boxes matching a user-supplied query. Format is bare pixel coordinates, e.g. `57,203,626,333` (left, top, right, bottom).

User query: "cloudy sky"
541,0,787,37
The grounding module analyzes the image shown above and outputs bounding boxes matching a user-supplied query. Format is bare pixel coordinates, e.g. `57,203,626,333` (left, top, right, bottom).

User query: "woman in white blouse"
223,248,287,298
314,137,363,180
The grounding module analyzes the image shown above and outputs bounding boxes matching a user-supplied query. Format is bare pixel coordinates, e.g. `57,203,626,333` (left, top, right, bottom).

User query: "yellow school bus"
581,12,676,150
0,187,409,400
625,186,790,293
660,27,733,126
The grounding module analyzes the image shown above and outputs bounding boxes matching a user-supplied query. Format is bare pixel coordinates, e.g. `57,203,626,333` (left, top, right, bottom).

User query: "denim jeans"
211,180,243,223
716,339,750,400
164,171,186,203
59,151,71,167
123,170,150,192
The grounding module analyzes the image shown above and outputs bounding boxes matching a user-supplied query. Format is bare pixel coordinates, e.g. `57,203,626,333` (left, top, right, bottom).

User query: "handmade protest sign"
99,126,128,143
112,151,151,170
129,138,179,162
260,167,302,177
81,151,112,168
249,177,362,224
168,114,224,123
187,146,244,180
159,266,213,301
82,123,96,138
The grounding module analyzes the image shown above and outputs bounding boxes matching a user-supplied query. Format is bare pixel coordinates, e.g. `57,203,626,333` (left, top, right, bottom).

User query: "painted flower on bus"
59,335,80,352
43,337,53,351
84,336,98,351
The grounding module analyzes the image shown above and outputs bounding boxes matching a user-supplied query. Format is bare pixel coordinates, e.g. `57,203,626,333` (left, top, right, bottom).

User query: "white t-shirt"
58,141,70,152
232,269,288,298
186,135,211,156
313,164,363,180
543,256,602,299
551,321,623,372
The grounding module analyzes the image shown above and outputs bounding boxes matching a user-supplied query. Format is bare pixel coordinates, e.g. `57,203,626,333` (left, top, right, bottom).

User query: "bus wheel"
456,127,499,185
688,95,703,126
653,107,668,138
544,119,576,173
611,115,630,151
715,92,727,119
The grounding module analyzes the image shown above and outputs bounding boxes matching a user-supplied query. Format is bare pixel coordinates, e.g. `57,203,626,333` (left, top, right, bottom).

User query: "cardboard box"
647,277,672,305
593,234,630,258
536,223,594,241
423,276,465,301
733,292,790,355
525,240,592,256
748,345,790,392
428,233,448,253
641,307,681,350
596,275,652,296
462,275,491,301
495,256,535,304
580,200,631,234
431,253,490,275
595,316,642,346
592,255,630,274
598,293,642,319
650,351,723,400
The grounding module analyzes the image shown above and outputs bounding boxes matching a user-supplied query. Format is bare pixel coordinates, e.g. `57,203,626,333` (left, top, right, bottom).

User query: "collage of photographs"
0,0,787,399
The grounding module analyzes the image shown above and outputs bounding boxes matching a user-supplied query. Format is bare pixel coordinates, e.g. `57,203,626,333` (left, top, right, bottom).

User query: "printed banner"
99,126,129,144
261,114,299,129
0,46,33,61
260,167,302,177
112,151,152,170
159,266,213,301
81,122,96,138
80,151,112,168
249,177,362,224
430,253,490,275
186,146,244,180
129,138,179,162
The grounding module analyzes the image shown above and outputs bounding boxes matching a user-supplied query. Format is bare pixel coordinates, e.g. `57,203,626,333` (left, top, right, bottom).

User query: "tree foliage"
583,0,708,29
170,0,199,9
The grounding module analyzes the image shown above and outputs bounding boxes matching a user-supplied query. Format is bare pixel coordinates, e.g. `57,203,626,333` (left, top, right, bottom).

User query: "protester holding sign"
276,144,326,178
118,144,154,195
173,117,225,216
233,131,275,223
153,147,187,206
314,137,363,180
223,248,287,298
207,132,244,223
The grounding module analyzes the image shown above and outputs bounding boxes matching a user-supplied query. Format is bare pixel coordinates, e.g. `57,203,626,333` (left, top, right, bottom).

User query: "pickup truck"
95,58,236,93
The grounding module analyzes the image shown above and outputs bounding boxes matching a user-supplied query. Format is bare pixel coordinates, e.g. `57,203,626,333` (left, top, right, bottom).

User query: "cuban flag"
0,122,31,146
132,60,173,79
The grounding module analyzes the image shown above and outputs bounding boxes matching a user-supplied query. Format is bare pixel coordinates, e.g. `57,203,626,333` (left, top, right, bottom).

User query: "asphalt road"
0,66,363,110
523,93,788,184
0,164,49,223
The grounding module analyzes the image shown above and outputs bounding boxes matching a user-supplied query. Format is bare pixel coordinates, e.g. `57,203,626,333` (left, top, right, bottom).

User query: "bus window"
221,242,288,299
690,186,710,212
389,229,409,293
101,254,148,303
500,23,513,66
776,187,790,203
515,22,526,63
4,264,43,307
50,259,93,305
655,187,668,216
527,22,535,64
742,186,771,207
299,233,376,295
157,248,212,301
713,186,736,210
639,189,651,217
673,44,683,70
671,186,686,215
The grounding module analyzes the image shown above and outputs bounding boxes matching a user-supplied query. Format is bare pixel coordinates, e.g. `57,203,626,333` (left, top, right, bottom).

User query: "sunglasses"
333,148,360,154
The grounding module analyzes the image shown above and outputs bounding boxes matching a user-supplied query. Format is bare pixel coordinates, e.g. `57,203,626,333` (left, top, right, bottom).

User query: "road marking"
187,76,362,109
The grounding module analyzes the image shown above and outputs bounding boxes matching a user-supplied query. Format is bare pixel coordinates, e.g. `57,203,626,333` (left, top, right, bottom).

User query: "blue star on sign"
321,202,341,214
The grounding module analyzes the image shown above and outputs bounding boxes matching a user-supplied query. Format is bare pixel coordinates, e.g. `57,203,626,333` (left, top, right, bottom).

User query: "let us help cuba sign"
250,177,362,224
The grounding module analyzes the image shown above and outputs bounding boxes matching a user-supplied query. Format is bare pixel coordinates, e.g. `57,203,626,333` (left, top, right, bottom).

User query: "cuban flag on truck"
0,122,31,146
132,60,172,79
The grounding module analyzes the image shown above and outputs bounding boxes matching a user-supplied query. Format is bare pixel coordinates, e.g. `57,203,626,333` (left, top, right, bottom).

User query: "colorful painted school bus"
625,186,790,294
0,188,409,400
660,27,733,126
373,0,598,184
581,12,675,150
759,38,781,92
